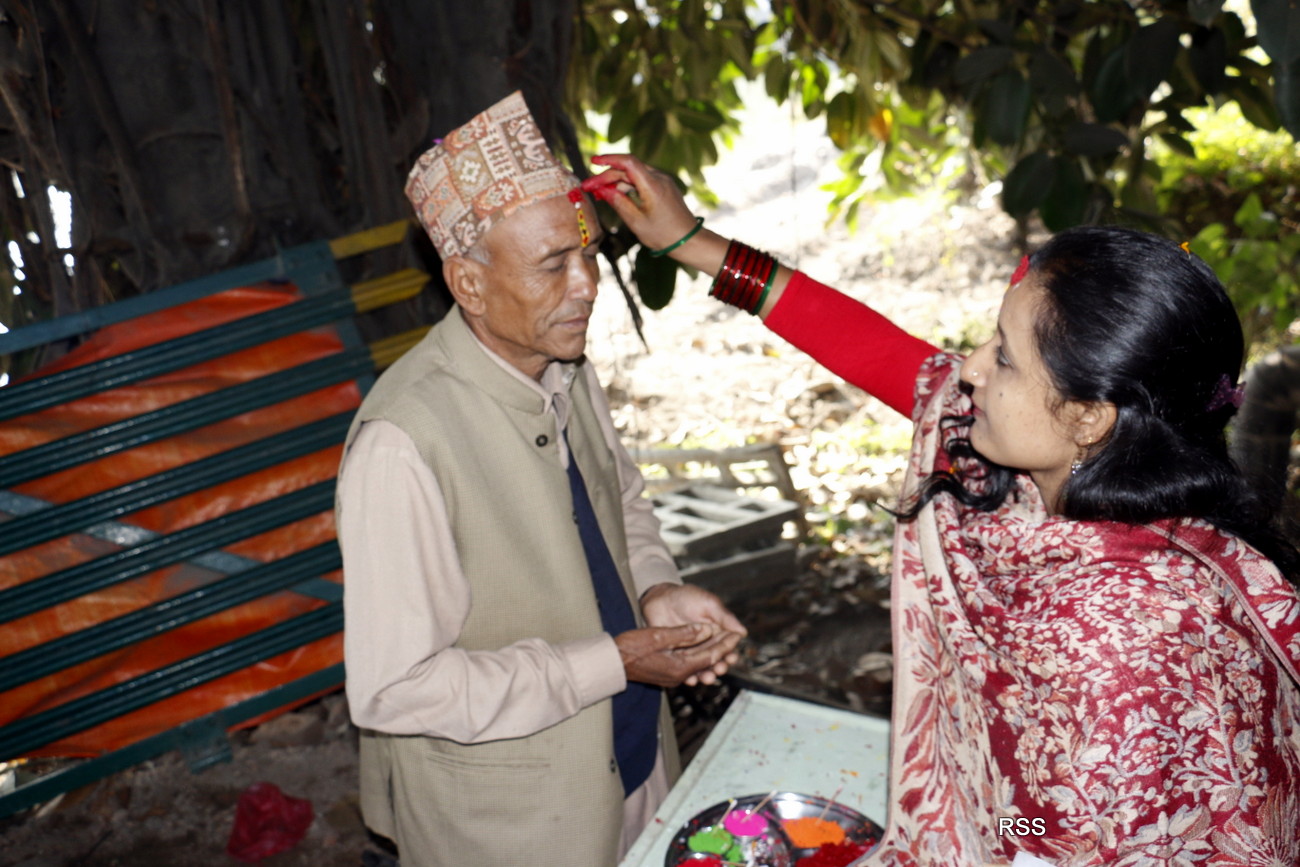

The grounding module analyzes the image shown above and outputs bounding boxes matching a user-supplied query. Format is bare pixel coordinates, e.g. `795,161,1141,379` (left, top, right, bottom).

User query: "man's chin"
550,333,588,362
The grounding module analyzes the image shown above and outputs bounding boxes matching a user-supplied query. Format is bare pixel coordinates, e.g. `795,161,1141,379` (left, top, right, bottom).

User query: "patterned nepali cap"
404,90,579,259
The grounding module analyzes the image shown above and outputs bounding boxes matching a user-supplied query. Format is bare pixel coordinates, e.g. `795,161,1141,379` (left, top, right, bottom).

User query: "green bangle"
752,260,778,315
647,216,705,257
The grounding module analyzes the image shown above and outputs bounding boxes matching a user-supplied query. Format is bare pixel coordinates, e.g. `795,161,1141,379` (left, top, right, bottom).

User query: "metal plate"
665,792,883,866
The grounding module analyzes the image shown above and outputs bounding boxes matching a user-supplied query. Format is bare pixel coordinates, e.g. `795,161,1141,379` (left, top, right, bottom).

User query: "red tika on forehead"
1010,254,1030,286
567,188,590,246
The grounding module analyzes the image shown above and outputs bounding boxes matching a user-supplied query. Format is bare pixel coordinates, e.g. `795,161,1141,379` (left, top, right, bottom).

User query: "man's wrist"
639,581,677,608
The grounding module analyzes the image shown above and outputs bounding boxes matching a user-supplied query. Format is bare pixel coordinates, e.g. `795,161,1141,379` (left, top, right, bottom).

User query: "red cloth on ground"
763,271,940,418
226,782,314,863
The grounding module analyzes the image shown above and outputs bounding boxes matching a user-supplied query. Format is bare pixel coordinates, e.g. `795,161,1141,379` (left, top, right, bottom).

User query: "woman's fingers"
586,153,698,248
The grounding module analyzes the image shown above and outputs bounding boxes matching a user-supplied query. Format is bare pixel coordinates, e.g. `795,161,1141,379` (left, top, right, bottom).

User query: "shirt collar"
465,325,578,427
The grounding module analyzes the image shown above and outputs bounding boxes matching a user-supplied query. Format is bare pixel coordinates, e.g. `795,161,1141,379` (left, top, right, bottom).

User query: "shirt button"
572,511,579,524
609,759,617,773
535,434,548,447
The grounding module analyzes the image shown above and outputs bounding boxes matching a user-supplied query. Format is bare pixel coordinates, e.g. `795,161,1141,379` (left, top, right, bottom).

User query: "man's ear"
1070,399,1117,448
443,256,487,315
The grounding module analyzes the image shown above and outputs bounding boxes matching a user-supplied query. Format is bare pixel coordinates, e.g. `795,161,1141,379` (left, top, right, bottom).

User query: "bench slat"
0,349,371,488
0,291,357,422
0,542,340,693
0,480,335,625
0,603,343,758
0,413,350,558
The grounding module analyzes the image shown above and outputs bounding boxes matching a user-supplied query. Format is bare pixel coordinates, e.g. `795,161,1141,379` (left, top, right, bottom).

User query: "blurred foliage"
1157,103,1299,350
568,0,1300,318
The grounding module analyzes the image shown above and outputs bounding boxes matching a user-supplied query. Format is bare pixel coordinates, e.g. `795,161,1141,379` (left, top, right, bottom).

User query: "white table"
622,690,891,867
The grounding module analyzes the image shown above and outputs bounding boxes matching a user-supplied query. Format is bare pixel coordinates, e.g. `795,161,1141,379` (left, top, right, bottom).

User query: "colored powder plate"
723,809,768,836
687,825,733,855
782,816,846,848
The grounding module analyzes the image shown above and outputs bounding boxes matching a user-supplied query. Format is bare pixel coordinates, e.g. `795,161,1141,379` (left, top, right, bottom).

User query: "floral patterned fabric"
861,354,1300,867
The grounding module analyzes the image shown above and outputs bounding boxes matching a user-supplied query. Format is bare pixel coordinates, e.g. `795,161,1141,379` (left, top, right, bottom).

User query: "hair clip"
567,188,590,247
1206,374,1245,412
1010,255,1030,286
1180,241,1192,256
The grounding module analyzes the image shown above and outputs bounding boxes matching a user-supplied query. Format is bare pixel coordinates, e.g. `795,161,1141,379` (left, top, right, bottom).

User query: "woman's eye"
995,347,1010,367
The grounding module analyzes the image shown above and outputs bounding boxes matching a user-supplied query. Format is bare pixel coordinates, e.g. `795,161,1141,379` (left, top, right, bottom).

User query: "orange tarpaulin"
0,283,360,757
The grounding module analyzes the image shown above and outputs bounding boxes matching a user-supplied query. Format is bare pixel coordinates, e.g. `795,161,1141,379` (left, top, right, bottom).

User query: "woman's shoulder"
1033,518,1300,673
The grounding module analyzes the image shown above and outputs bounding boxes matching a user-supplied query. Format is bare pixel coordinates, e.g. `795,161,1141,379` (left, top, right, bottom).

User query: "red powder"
794,841,873,867
678,858,724,867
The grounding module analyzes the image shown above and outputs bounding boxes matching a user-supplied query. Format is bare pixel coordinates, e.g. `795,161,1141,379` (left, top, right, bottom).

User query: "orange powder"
782,817,846,848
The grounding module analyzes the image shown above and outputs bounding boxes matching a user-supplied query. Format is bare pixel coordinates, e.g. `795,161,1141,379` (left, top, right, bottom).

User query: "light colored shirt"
339,334,679,743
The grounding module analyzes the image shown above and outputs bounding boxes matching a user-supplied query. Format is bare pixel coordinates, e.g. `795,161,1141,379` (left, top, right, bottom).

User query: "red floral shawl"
861,354,1300,867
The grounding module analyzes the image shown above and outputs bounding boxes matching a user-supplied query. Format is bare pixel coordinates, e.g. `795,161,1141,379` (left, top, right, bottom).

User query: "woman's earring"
1071,440,1092,475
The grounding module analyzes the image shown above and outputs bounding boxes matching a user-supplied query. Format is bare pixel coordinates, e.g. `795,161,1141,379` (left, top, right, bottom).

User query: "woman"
582,156,1300,866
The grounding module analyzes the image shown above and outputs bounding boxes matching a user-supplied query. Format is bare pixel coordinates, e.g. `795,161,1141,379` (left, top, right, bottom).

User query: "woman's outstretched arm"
586,154,939,417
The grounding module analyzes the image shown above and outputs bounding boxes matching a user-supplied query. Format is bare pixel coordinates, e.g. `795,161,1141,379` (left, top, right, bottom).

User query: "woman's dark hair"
906,225,1299,582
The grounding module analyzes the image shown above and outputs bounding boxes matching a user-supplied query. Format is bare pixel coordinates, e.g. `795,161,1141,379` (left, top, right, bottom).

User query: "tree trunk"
0,0,577,373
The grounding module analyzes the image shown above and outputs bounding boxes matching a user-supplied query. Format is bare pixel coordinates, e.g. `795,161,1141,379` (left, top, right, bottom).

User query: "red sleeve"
764,271,940,418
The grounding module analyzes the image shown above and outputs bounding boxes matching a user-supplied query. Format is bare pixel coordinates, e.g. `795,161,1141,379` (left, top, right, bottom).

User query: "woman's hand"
583,154,697,250
585,153,790,317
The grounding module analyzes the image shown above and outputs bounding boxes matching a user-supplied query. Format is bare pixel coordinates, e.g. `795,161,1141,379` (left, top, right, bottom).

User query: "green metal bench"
0,222,427,817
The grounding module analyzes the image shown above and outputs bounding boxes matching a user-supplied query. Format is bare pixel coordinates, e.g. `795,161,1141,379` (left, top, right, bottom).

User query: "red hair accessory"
1010,255,1030,286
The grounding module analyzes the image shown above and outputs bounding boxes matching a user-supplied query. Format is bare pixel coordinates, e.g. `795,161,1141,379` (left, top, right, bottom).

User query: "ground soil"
0,89,1022,866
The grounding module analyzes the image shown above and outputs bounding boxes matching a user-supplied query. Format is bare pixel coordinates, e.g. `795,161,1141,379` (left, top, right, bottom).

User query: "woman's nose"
960,343,989,386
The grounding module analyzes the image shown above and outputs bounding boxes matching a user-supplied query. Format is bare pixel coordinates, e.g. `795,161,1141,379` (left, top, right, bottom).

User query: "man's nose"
570,261,598,302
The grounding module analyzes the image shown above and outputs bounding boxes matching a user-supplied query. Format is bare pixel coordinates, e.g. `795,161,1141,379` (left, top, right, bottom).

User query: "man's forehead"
483,195,591,253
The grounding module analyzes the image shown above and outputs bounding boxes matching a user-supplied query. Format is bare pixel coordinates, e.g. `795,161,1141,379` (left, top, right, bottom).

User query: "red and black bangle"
710,240,779,315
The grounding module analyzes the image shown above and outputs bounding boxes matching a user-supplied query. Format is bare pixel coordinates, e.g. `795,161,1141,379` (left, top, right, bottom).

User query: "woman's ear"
443,256,487,315
1070,400,1118,448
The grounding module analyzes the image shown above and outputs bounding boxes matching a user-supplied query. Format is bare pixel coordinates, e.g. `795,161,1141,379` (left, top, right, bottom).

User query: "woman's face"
959,275,1085,509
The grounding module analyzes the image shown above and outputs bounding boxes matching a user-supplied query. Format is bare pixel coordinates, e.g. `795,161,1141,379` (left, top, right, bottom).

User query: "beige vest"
343,309,671,866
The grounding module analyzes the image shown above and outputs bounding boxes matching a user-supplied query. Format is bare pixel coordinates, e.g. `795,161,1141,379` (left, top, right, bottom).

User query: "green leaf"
1252,0,1300,65
976,18,1015,45
981,70,1031,145
607,99,640,144
675,101,726,133
826,92,857,149
921,41,961,90
1091,47,1138,123
1029,48,1079,98
1276,58,1300,138
633,247,679,311
1039,157,1087,231
1188,27,1228,94
765,55,789,101
1124,19,1182,99
630,110,667,164
1163,110,1196,132
1062,122,1129,156
953,46,1015,88
1002,151,1055,216
1157,131,1197,157
1189,0,1225,27
1227,77,1281,130
906,29,933,87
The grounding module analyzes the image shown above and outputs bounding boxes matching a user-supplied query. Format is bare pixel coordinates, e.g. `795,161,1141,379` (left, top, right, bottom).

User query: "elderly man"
337,92,746,867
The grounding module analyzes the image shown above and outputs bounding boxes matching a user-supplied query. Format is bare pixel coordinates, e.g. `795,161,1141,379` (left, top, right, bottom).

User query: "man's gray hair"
463,239,491,265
